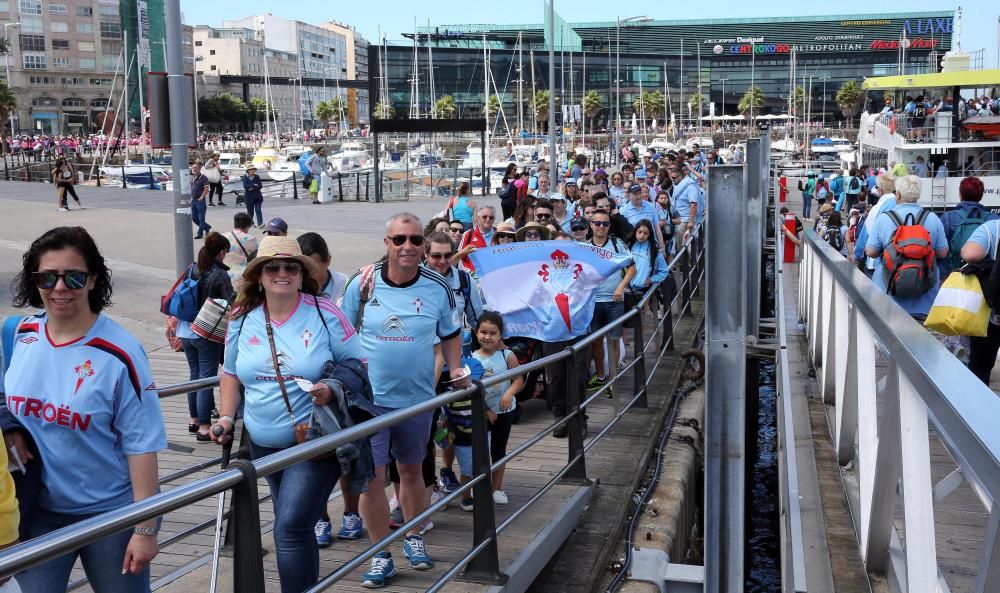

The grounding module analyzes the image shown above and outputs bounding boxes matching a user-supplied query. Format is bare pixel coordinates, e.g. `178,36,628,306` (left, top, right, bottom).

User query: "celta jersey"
223,294,362,448
341,262,461,409
1,313,166,514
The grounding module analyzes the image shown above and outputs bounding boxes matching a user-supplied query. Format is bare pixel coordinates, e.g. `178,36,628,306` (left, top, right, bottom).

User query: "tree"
835,80,864,122
688,92,706,113
316,97,346,127
0,38,9,56
483,94,501,121
248,97,272,130
640,91,664,119
0,81,16,138
532,90,558,130
374,101,395,119
791,85,807,114
738,85,765,115
582,90,602,130
432,95,457,119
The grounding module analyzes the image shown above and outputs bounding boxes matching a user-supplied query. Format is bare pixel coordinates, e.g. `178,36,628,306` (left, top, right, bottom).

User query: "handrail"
0,223,707,590
798,226,1000,590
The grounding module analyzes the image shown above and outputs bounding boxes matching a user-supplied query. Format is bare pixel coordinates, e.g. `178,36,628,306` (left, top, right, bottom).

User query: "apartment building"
192,25,301,130
0,0,192,135
321,20,369,125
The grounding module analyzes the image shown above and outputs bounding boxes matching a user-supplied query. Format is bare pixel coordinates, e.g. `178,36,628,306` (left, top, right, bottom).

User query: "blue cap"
635,169,648,179
628,183,643,194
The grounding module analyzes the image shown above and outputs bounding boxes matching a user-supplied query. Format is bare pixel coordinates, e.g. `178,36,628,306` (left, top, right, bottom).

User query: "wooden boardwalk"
781,256,991,593
59,302,697,593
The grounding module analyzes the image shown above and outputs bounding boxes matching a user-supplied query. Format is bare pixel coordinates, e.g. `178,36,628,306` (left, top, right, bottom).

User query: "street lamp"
4,22,20,135
615,15,652,165
819,75,830,131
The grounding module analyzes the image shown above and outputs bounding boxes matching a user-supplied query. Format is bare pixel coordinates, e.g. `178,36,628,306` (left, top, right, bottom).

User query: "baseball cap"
570,219,588,232
565,179,577,186
265,217,288,235
635,169,647,179
594,168,607,177
550,193,567,201
628,183,643,194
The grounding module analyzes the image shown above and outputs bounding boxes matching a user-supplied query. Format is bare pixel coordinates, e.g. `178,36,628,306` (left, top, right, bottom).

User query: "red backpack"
882,210,935,299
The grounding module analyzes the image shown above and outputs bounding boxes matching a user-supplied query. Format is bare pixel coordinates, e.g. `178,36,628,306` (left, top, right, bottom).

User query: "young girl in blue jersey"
210,236,364,593
627,220,669,320
1,227,166,593
471,312,522,506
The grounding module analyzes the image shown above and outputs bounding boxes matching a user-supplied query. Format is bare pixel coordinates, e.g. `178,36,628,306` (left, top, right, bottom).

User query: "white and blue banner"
470,241,631,342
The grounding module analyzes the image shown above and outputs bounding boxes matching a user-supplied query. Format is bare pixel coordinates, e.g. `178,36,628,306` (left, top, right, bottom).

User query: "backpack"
826,226,845,252
913,102,926,118
882,210,936,299
353,264,378,330
848,176,861,193
298,150,313,176
830,176,844,196
2,315,24,373
456,269,479,326
816,180,829,201
948,207,988,271
161,265,201,322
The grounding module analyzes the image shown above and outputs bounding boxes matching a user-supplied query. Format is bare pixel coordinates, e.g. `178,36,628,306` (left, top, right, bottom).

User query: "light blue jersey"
589,236,633,302
630,241,668,290
865,203,948,317
341,263,462,408
672,176,700,223
966,219,1000,258
472,348,516,413
2,313,166,514
223,294,362,448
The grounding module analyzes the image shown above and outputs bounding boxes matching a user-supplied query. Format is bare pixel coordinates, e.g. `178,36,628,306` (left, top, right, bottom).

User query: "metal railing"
0,227,707,592
798,228,1000,592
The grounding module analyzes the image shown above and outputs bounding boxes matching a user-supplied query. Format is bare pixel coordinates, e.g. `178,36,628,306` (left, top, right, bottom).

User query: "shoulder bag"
264,305,309,444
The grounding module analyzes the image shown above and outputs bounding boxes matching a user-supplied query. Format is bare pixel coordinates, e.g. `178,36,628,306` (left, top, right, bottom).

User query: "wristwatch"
134,526,158,537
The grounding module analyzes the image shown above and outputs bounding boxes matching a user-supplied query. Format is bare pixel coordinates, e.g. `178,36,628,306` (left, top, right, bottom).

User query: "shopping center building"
372,11,956,129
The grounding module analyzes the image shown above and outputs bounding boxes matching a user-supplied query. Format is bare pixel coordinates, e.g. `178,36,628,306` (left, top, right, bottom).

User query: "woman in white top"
51,158,83,212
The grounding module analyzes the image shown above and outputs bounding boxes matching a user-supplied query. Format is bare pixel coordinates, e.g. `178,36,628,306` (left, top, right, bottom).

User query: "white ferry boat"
857,69,1000,209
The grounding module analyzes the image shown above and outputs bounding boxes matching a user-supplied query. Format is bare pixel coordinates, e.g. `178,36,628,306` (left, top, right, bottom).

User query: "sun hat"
246,164,257,171
242,236,323,281
515,221,552,242
496,221,516,234
819,203,833,214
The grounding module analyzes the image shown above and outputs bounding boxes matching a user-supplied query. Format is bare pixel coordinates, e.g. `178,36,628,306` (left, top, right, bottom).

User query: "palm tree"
316,100,335,127
248,97,270,131
791,85,807,116
431,95,457,119
374,101,395,119
483,94,501,121
532,90,558,131
688,93,706,113
738,86,765,116
835,80,864,124
0,81,15,145
328,96,347,126
582,90,602,131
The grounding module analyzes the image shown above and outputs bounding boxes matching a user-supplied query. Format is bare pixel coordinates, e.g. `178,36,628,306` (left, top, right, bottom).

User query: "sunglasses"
427,252,454,260
33,270,88,290
496,232,516,239
388,234,425,247
449,227,464,233
524,231,542,239
571,226,588,232
535,213,552,220
262,261,303,275
591,220,610,227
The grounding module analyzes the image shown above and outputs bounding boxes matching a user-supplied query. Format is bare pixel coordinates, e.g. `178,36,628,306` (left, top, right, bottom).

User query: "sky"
181,0,998,69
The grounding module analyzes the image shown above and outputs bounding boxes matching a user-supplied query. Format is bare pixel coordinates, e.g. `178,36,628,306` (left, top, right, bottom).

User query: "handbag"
191,298,230,344
924,271,990,337
264,305,309,444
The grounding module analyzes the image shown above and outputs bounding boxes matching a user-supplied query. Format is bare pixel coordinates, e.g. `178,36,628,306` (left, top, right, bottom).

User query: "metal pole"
615,16,620,166
547,0,556,177
5,23,19,136
165,0,194,277
632,312,647,408
462,381,507,584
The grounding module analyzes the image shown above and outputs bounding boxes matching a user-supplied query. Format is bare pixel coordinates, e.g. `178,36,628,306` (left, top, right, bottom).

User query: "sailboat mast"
124,28,130,163
484,35,489,149
581,51,586,147
530,49,537,136
427,21,436,116
679,39,685,132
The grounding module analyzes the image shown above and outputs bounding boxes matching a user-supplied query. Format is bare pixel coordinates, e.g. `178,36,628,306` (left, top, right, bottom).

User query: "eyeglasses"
262,261,303,275
591,220,610,227
480,215,495,220
524,231,542,239
388,234,425,247
427,252,454,260
33,270,88,290
535,213,552,220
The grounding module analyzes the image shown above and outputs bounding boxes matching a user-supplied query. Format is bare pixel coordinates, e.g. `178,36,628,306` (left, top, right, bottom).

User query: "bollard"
779,176,788,203
149,167,155,190
121,165,127,189
292,173,298,200
365,172,370,202
783,213,798,263
356,171,360,200
337,173,343,202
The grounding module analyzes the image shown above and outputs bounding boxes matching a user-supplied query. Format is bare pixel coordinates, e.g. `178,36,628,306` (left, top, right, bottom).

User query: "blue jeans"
249,439,343,593
245,194,263,226
802,195,813,219
191,199,210,235
17,510,149,593
180,336,221,425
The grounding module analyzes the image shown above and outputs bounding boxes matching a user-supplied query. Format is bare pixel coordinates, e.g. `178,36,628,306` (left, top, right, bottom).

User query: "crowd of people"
782,164,1000,383
0,141,710,593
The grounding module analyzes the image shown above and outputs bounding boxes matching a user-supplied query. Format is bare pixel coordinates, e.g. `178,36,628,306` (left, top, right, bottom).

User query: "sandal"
188,423,199,434
195,432,212,442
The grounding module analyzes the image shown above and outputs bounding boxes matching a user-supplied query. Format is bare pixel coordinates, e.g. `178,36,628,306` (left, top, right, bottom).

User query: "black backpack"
913,102,927,118
826,226,845,252
848,176,861,192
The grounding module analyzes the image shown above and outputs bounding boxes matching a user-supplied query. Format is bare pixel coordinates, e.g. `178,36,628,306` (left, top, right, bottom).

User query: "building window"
31,96,55,106
76,5,91,16
79,58,96,69
101,55,116,70
77,41,95,52
210,64,216,71
195,40,202,46
90,99,107,108
0,1,9,11
52,57,70,67
77,23,94,35
61,77,84,85
209,49,215,55
29,76,53,84
99,21,120,39
17,0,40,14
90,78,113,86
98,4,116,16
19,15,42,33
49,3,66,14
62,97,84,107
19,34,44,52
51,39,68,50
50,21,68,33
22,53,46,69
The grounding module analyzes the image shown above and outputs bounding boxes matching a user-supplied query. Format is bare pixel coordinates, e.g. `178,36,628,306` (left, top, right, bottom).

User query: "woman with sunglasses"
492,221,517,245
210,236,363,593
1,226,166,592
446,222,466,244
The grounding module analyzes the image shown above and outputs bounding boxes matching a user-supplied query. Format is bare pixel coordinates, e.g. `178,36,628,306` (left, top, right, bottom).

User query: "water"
745,258,782,592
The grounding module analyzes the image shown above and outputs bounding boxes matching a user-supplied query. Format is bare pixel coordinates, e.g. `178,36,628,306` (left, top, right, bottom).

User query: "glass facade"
379,11,954,127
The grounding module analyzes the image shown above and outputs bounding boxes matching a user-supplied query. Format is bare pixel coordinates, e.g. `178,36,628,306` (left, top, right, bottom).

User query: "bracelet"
134,526,158,537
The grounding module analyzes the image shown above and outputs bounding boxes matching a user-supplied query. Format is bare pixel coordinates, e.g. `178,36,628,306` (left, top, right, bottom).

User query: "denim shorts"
453,432,493,478
370,404,436,467
593,301,626,339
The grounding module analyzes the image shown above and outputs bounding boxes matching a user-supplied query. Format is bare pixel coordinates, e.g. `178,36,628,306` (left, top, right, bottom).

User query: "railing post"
633,309,648,409
356,170,361,200
563,346,588,483
337,173,343,202
292,173,299,200
365,172,370,202
462,380,508,585
660,279,675,352
122,165,127,188
228,459,265,593
680,247,693,315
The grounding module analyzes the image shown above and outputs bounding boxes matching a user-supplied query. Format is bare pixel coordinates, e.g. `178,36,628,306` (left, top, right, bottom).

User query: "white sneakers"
492,490,509,505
